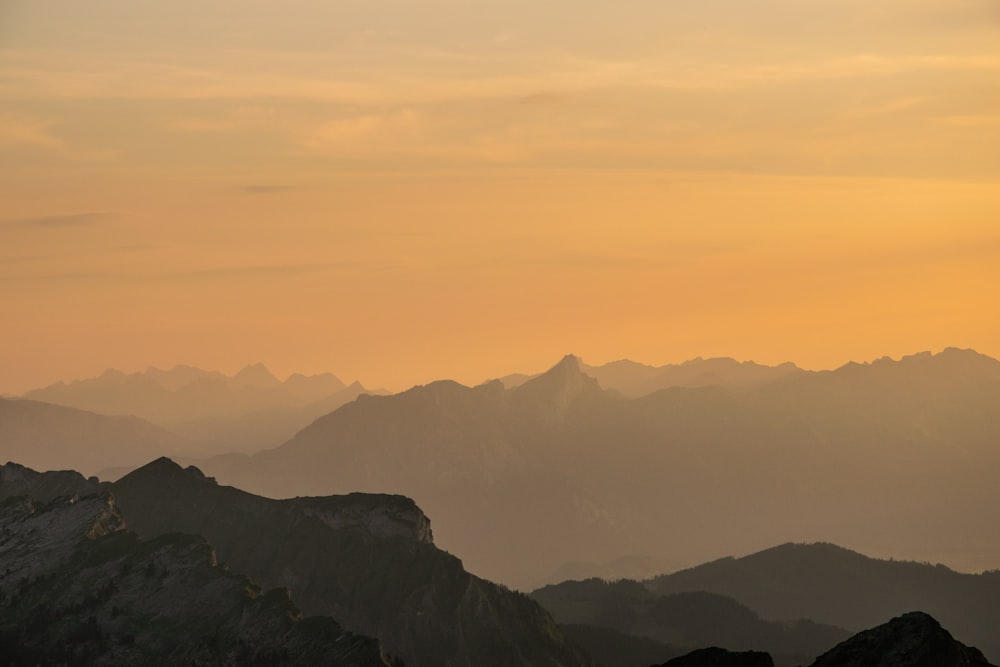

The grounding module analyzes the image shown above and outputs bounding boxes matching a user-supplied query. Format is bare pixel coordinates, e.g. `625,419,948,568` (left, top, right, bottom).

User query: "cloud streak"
3,212,114,228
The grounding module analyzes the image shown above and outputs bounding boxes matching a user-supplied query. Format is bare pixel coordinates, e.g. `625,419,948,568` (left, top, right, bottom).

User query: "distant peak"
511,354,604,413
554,354,583,371
231,363,280,388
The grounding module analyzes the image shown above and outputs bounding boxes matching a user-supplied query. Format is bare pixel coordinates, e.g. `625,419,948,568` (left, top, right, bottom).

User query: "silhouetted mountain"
656,647,774,667
0,397,181,476
649,543,1000,663
530,578,848,666
0,486,389,666
191,348,1000,589
808,611,995,667
547,555,675,585
230,362,283,390
22,364,368,455
586,358,803,398
110,457,590,667
500,357,803,397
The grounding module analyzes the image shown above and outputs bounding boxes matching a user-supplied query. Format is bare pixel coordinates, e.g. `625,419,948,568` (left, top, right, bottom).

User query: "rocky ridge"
108,457,589,667
0,488,389,666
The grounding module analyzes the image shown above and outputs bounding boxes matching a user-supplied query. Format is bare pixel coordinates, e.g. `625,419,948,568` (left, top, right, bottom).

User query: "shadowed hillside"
0,398,181,476
649,543,1000,663
531,578,848,667
111,457,590,667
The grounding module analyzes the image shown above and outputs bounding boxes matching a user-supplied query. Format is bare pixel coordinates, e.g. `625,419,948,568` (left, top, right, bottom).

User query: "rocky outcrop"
809,611,995,667
0,461,102,502
111,457,590,667
0,490,389,666
656,647,774,667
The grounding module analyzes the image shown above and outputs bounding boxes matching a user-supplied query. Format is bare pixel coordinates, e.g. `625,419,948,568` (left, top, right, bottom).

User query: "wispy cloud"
0,112,63,148
1,259,373,283
240,185,294,194
3,212,114,228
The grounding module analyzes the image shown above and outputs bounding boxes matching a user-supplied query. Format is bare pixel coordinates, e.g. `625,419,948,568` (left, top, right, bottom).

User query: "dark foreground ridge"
109,457,589,667
657,647,774,667
0,490,389,666
810,611,995,667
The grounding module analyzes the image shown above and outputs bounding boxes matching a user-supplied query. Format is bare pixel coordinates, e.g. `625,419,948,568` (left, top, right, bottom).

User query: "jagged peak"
511,354,605,414
231,362,281,388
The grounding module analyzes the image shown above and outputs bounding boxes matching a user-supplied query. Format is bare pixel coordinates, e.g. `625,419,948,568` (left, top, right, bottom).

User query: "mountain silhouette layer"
21,363,369,456
809,611,995,667
187,348,1000,589
649,542,1000,663
531,578,848,667
0,397,181,476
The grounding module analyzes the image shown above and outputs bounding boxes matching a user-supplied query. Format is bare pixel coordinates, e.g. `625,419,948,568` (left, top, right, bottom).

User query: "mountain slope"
530,578,848,666
0,397,180,476
21,364,367,456
192,348,1000,588
649,543,1000,663
809,611,995,667
0,488,389,666
111,457,590,667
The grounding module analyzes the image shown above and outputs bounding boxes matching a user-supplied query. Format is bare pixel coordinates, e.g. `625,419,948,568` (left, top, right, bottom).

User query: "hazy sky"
2,0,999,393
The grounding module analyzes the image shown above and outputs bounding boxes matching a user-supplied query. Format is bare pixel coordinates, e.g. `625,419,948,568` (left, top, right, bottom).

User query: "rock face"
0,490,389,666
0,461,102,502
111,457,590,667
809,612,996,667
657,647,774,667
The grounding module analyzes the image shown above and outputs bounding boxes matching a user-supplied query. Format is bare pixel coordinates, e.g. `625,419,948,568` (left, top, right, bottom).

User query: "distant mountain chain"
15,363,372,469
182,348,1000,590
0,461,995,667
533,541,1000,665
7,348,1000,591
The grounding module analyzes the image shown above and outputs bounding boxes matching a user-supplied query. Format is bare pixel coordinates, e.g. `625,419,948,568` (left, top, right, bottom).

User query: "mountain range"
532,542,1000,665
0,459,588,667
1,461,996,667
19,363,372,459
176,348,1000,589
0,397,181,476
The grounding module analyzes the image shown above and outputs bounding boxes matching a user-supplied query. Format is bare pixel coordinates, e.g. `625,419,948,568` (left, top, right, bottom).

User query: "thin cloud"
4,212,114,228
240,185,294,194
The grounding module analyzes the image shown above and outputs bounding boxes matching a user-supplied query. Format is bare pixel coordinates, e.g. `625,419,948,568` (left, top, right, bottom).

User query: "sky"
2,0,999,394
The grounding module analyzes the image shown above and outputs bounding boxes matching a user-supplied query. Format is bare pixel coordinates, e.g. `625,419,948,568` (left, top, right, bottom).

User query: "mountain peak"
511,354,605,416
231,363,280,389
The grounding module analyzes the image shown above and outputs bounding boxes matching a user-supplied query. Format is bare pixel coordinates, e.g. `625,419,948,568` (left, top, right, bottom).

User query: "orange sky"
2,1,999,394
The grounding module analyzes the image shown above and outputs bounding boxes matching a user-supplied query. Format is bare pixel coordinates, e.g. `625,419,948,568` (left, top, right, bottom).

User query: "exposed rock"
0,461,102,502
656,646,774,667
0,490,390,666
809,611,996,667
111,457,590,667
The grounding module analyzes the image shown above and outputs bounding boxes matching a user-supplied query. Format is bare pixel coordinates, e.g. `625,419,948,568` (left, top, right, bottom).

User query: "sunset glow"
3,0,999,392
